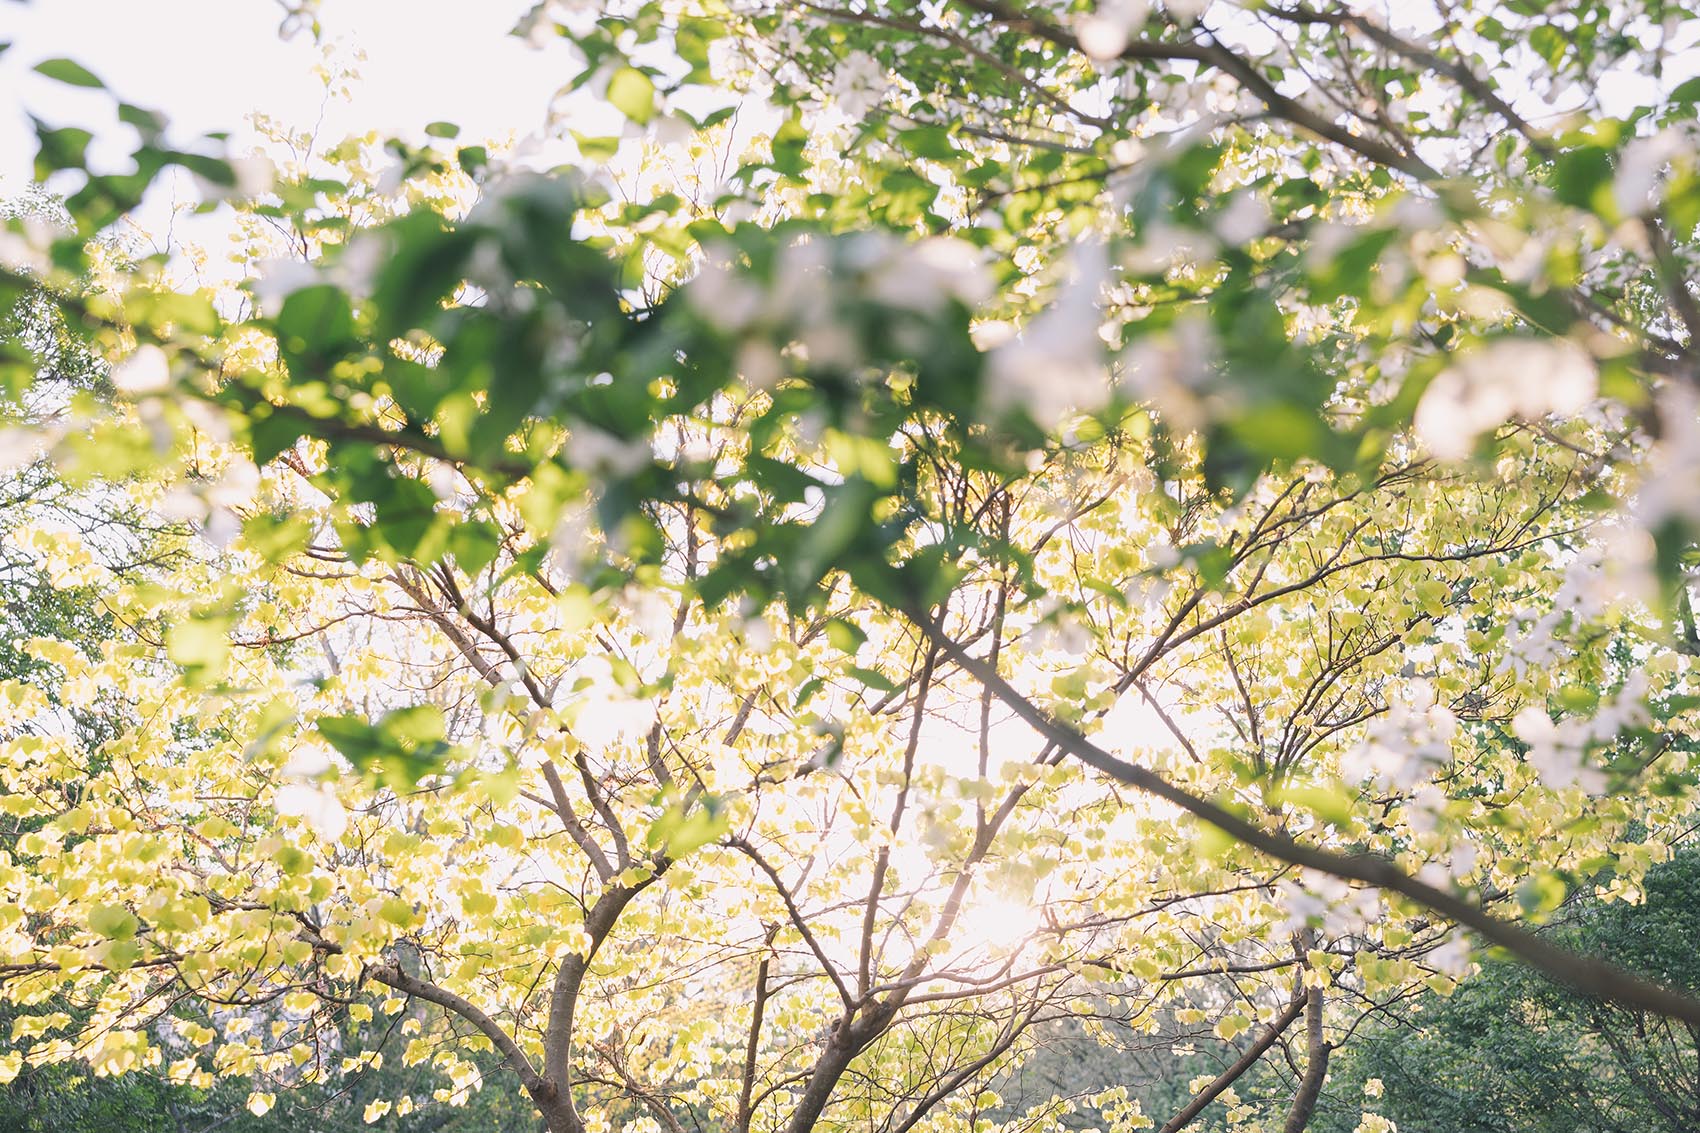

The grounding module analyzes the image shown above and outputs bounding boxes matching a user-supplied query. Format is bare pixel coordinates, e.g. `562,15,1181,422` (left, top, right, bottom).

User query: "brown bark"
911,606,1700,1026
1281,985,1330,1133
736,951,772,1133
1159,993,1307,1133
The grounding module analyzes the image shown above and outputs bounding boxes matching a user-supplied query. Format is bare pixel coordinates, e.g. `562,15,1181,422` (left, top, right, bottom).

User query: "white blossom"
545,503,595,582
1404,782,1447,834
283,745,333,779
1119,312,1214,432
111,344,172,394
772,236,834,326
1413,338,1597,460
250,258,321,317
517,1,595,48
856,234,993,313
1634,384,1700,530
831,51,890,119
686,257,767,333
1511,706,1605,794
565,658,657,749
1212,192,1268,246
1122,221,1198,274
1450,840,1480,881
232,155,277,198
799,318,858,370
735,338,785,391
332,233,386,299
1340,679,1457,789
1502,530,1657,677
1277,872,1382,935
201,507,241,549
0,218,55,276
564,424,651,477
427,462,466,503
1163,0,1212,22
1426,933,1472,977
1076,0,1150,62
984,241,1111,430
1612,129,1681,217
651,114,694,148
158,485,204,521
0,427,49,473
275,781,348,842
205,458,261,509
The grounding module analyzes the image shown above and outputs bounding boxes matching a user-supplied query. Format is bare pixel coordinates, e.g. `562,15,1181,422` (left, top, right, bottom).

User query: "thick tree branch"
907,606,1700,1026
542,759,615,884
368,962,544,1097
735,945,773,1133
728,835,857,1011
540,873,666,1133
1160,991,1307,1133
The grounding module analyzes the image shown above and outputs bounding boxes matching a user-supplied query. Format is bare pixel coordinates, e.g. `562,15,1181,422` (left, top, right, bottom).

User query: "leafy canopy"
3,2,1700,1132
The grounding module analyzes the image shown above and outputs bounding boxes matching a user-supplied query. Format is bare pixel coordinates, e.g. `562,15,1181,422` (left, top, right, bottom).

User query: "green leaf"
1551,145,1615,217
824,618,868,654
771,115,810,178
607,66,656,125
1529,24,1567,68
367,474,441,561
379,897,416,927
1274,783,1357,828
243,512,314,561
275,283,355,348
847,665,899,692
166,616,232,685
33,122,93,179
117,103,168,138
674,16,724,72
34,58,104,88
457,145,489,175
275,846,312,876
126,288,220,337
448,520,502,578
694,105,738,130
645,796,728,860
1517,873,1568,917
1414,579,1450,617
248,410,305,469
572,132,622,162
425,121,460,139
317,705,454,790
898,125,959,162
89,904,139,941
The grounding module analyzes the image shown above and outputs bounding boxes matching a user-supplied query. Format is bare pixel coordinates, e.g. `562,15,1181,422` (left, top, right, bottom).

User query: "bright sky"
1,0,575,189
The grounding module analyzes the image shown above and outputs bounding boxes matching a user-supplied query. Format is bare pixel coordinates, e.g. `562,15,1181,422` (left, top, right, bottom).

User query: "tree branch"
907,605,1700,1026
1160,991,1307,1133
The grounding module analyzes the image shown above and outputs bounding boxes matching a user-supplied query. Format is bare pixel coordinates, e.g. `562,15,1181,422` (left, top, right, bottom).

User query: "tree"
1317,848,1700,1133
0,189,544,1133
3,2,1700,1131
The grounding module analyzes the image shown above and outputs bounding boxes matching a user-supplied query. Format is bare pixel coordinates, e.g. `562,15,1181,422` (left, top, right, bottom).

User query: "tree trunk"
1281,985,1330,1133
535,1092,579,1133
783,1020,860,1133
